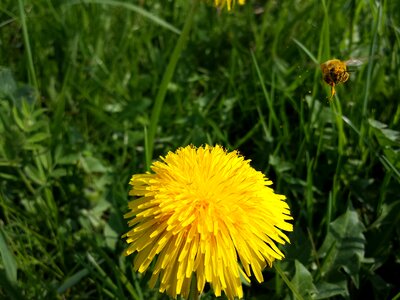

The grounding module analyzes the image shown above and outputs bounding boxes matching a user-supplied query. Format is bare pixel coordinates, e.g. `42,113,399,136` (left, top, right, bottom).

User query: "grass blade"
67,0,181,35
146,1,198,168
17,0,38,92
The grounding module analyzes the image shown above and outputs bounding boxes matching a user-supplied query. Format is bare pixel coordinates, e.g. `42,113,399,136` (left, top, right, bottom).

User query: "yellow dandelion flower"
123,145,293,300
214,0,246,11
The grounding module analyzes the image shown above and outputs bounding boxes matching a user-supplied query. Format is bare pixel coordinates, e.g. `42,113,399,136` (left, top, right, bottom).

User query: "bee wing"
344,59,364,67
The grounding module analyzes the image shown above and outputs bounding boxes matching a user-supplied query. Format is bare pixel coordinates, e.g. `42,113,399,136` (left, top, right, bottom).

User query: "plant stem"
146,0,198,169
18,0,39,92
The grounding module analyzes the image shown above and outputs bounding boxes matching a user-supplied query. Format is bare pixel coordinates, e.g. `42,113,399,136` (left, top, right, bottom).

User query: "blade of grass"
393,291,400,300
232,120,261,149
362,1,382,117
326,191,333,236
306,154,314,228
292,38,319,65
146,1,198,169
315,0,331,102
250,50,280,135
57,268,90,294
18,0,38,92
85,253,121,297
95,246,141,300
67,0,181,35
330,98,347,155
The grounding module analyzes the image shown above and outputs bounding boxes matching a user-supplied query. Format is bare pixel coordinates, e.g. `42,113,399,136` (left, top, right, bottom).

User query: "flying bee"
320,58,363,99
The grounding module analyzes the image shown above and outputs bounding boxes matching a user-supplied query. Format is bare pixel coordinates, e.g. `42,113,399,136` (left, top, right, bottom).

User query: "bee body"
320,58,364,99
320,59,349,99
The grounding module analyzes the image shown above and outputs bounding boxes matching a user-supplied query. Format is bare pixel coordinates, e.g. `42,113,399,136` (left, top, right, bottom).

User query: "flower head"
214,0,246,11
123,145,293,299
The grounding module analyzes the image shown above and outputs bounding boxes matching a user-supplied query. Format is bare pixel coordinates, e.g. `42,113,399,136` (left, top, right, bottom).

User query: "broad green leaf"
269,154,294,173
0,228,17,284
50,168,68,178
382,148,400,170
57,153,79,165
368,119,400,145
0,68,17,98
290,260,317,300
368,118,400,172
314,281,348,299
367,200,400,258
318,205,366,288
80,156,108,173
24,164,46,185
103,222,118,250
370,200,400,230
26,132,50,144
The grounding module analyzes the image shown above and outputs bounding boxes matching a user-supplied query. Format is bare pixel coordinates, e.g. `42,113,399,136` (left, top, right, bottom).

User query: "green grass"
1,0,400,299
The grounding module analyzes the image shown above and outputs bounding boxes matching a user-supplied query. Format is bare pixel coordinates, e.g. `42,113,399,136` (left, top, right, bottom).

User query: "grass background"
1,0,400,299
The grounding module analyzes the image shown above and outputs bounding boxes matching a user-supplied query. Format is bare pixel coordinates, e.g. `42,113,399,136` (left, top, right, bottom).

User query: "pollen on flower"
123,145,293,300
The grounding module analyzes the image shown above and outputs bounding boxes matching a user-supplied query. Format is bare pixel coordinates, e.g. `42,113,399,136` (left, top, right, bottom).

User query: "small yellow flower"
214,0,246,11
123,145,293,300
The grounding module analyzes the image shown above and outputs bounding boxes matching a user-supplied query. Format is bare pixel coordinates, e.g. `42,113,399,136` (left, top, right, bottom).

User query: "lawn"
0,0,399,299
